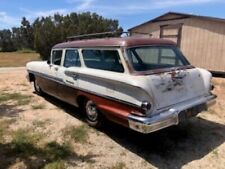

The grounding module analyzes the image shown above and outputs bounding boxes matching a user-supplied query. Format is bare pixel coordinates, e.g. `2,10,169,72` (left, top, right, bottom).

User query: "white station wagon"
26,37,216,134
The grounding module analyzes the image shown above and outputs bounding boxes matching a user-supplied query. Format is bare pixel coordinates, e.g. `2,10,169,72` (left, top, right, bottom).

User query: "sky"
0,0,225,30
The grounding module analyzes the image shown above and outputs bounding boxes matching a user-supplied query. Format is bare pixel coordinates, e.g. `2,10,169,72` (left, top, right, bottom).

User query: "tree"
0,12,123,58
33,12,123,60
20,17,34,49
0,29,16,52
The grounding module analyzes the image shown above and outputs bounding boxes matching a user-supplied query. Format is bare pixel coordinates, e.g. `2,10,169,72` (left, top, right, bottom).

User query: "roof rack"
67,31,129,41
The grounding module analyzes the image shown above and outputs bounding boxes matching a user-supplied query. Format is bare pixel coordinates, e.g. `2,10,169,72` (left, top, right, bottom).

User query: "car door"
57,49,81,105
40,49,63,97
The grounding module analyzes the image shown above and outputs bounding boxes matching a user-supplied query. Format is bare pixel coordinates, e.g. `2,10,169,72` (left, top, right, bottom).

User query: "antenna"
67,31,129,41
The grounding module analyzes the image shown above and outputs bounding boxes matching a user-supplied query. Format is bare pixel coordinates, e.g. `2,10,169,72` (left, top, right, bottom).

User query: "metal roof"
128,12,225,31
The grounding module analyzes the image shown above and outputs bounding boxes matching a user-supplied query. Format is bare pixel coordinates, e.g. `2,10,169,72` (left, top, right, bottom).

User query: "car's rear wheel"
84,99,103,128
34,78,43,95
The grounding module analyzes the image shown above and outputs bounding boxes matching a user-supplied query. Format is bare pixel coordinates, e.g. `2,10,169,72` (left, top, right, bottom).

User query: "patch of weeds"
32,104,46,110
0,119,16,142
120,151,126,156
43,160,66,169
0,92,32,106
207,108,219,116
11,129,42,155
212,149,219,157
1,88,10,92
19,82,28,87
43,141,71,161
64,125,89,144
32,119,49,128
17,49,36,53
110,162,127,169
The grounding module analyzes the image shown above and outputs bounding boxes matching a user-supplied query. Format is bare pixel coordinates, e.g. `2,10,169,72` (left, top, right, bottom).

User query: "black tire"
84,99,103,128
34,78,43,96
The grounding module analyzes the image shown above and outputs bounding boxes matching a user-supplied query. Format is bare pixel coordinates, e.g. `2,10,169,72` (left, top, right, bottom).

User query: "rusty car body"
26,37,216,134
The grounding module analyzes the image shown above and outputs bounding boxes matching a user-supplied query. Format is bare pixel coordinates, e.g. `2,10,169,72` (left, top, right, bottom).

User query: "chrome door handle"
72,74,79,80
64,71,79,80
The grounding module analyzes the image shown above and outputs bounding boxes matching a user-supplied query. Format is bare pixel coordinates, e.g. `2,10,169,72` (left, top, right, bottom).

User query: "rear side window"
64,50,81,68
127,46,189,71
82,49,124,73
52,50,63,65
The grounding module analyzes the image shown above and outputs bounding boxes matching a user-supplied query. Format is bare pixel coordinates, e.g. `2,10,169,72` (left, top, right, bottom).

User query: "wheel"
34,78,43,95
84,99,103,128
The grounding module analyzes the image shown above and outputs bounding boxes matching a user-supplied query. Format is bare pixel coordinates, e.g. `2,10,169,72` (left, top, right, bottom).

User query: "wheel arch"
28,73,35,82
76,95,88,108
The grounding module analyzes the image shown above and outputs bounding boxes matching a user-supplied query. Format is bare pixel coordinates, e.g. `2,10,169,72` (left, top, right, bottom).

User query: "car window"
82,49,124,73
52,50,63,66
127,46,189,71
64,49,81,68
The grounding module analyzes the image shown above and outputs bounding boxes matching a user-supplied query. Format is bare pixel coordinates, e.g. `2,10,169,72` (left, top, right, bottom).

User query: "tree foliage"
0,12,123,60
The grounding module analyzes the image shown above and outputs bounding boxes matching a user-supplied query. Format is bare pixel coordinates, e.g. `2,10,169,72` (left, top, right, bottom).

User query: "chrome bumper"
128,94,217,134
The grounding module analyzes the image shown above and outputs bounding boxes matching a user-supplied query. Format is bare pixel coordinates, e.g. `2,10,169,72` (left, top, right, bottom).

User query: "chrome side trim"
128,94,216,134
27,69,142,109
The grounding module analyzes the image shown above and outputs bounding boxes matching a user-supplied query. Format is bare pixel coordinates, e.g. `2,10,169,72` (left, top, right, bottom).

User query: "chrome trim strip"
27,69,142,109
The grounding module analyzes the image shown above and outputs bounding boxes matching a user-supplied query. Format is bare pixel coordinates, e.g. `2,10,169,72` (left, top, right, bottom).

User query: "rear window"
127,46,189,72
82,49,124,73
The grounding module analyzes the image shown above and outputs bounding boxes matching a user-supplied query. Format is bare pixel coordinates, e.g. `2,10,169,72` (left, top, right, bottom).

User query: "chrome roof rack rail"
67,31,129,41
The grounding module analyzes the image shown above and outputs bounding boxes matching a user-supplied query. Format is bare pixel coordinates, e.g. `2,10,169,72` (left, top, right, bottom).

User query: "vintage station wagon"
26,37,216,134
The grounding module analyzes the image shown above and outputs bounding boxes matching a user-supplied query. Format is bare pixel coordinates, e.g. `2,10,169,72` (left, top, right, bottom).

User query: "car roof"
53,37,176,49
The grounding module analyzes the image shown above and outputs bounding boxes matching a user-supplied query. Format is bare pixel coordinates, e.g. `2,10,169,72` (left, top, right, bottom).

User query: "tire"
84,99,103,128
34,78,43,96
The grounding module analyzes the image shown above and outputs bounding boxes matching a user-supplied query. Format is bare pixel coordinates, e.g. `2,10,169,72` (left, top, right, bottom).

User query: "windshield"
127,46,190,72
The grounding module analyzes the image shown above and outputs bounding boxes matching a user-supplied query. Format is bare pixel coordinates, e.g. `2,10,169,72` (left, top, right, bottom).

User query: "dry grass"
0,70,225,169
0,51,40,67
0,92,33,106
31,103,46,110
110,162,127,169
63,125,89,144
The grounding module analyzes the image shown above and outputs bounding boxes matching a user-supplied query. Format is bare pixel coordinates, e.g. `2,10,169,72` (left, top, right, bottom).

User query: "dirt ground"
0,68,224,169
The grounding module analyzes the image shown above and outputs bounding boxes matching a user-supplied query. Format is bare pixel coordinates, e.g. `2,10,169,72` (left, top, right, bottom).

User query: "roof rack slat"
67,31,129,41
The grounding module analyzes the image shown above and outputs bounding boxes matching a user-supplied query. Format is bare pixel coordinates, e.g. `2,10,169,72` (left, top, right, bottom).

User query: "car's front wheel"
34,78,43,95
84,99,103,128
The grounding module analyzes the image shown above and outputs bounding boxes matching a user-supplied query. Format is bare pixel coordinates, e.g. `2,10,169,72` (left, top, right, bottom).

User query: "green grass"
11,129,43,155
0,125,75,169
0,92,33,106
17,49,36,53
64,125,89,144
44,141,71,161
43,160,66,169
31,104,46,110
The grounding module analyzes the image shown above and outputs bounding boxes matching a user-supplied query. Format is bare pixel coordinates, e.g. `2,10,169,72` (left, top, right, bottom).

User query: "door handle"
54,67,59,71
64,71,79,80
72,74,79,80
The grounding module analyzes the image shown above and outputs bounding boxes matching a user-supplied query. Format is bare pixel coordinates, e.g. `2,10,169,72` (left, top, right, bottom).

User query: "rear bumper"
128,94,217,134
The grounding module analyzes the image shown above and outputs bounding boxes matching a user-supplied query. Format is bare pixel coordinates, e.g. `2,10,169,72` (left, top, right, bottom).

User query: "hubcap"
85,100,98,121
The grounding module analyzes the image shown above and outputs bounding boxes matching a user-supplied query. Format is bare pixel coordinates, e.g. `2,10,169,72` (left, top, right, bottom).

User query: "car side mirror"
47,60,51,65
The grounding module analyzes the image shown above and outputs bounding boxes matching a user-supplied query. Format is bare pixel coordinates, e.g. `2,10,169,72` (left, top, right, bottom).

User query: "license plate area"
178,104,206,122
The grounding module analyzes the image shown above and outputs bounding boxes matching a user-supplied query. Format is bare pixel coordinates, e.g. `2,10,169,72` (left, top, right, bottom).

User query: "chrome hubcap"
85,100,98,121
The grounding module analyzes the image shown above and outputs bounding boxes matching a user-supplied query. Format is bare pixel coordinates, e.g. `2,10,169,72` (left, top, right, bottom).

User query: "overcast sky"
0,0,225,30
